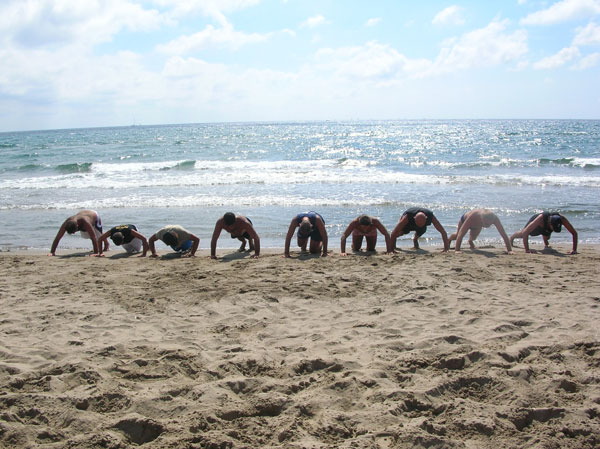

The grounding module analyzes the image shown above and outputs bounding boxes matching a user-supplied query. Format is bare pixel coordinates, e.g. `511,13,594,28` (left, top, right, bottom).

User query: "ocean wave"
159,160,196,171
56,162,93,174
538,157,600,169
1,169,599,191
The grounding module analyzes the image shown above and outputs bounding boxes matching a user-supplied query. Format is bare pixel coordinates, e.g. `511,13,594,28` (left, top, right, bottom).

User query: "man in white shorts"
95,224,148,256
49,210,108,256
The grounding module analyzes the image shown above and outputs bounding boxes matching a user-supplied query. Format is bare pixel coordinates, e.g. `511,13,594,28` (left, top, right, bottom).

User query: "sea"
1,120,599,252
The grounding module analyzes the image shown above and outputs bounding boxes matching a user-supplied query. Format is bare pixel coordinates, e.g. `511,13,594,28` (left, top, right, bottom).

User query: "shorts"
79,212,103,240
122,238,142,254
171,239,193,253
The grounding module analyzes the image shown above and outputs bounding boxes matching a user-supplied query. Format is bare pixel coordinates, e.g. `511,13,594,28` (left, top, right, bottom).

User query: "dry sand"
0,244,599,448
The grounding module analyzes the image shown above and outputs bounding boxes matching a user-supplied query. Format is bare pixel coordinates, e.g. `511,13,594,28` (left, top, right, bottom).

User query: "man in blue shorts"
510,211,577,254
149,225,199,258
284,211,328,257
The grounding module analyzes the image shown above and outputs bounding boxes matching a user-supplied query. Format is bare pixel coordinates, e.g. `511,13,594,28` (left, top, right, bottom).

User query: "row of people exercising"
49,208,578,258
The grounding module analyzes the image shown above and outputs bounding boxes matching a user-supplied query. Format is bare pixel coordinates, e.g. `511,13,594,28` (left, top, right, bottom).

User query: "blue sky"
0,0,599,131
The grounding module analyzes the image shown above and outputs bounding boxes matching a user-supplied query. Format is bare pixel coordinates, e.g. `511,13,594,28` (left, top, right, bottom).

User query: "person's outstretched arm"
149,234,159,257
513,214,543,253
283,219,297,258
49,222,67,256
432,216,449,252
561,215,578,254
390,216,408,251
183,234,200,258
373,218,393,254
340,221,356,256
93,231,112,256
246,225,260,258
210,220,223,259
131,229,149,257
493,217,513,254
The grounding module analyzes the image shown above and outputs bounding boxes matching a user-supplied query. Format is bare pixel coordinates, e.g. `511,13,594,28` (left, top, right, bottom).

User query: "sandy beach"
1,244,599,448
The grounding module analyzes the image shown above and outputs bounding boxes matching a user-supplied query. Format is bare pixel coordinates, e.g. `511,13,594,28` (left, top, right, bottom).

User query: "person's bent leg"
468,228,481,249
352,235,364,251
309,239,322,254
297,236,308,252
366,235,377,252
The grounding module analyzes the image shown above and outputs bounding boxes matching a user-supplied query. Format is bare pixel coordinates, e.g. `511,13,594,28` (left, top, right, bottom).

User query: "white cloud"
573,21,600,45
310,20,528,82
314,41,411,80
571,51,600,68
434,20,528,72
521,0,600,25
301,15,329,28
153,0,261,24
533,46,581,68
0,0,163,48
365,18,382,27
157,23,271,54
433,5,466,26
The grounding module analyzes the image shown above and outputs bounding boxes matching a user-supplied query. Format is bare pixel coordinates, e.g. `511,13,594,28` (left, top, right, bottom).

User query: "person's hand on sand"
569,250,577,255
210,255,218,260
149,253,159,258
182,253,195,258
47,252,55,256
340,252,348,256
91,253,105,257
251,254,259,259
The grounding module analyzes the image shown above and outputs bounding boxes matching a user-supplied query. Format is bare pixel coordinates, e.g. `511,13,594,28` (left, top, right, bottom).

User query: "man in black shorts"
390,207,449,251
96,224,148,257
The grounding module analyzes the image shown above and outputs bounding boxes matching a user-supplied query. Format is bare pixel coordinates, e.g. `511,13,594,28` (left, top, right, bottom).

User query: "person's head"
161,232,178,247
111,232,124,246
550,215,562,232
65,219,78,234
298,220,312,239
414,212,427,228
223,212,236,227
358,215,372,226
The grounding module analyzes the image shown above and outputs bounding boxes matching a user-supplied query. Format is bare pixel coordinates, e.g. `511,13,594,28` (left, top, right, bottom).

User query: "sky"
0,0,599,132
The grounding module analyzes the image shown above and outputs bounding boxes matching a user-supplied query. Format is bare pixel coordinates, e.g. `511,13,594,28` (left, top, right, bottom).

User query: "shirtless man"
210,212,260,259
340,214,392,256
96,224,149,257
510,211,577,254
49,209,108,256
149,225,199,258
284,211,328,257
449,209,512,253
390,207,449,251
